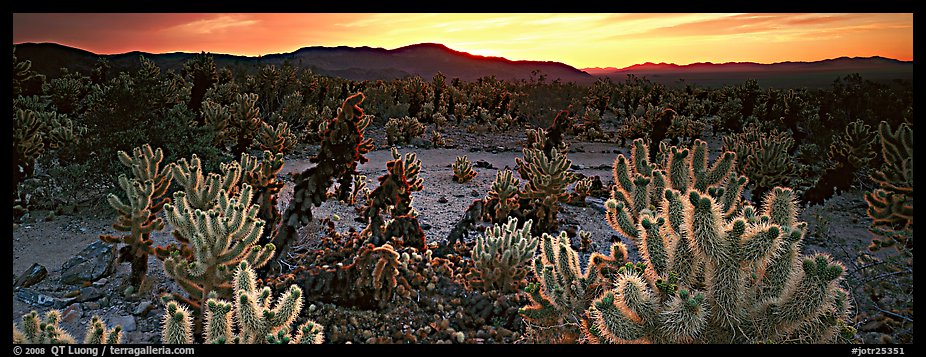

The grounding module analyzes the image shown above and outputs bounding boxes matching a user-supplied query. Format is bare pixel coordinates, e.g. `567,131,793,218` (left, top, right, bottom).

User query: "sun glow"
12,13,913,68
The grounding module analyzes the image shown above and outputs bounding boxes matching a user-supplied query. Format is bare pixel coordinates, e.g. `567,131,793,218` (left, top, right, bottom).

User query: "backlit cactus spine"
470,217,539,293
452,155,477,183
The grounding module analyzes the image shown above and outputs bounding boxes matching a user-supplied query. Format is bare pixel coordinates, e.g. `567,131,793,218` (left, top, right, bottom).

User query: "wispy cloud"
12,13,913,68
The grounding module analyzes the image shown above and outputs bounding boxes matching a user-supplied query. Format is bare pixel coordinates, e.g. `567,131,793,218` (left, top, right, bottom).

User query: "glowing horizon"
12,13,913,69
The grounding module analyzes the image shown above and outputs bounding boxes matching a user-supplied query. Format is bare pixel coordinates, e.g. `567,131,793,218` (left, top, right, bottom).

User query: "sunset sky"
12,13,913,69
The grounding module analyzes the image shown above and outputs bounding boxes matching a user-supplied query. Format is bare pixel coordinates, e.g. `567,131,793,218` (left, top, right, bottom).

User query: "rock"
60,241,117,285
124,286,135,297
474,160,494,169
421,223,432,231
14,263,47,288
16,288,76,308
452,331,465,344
133,301,153,316
438,196,449,204
82,301,101,310
497,327,513,338
92,278,108,287
470,190,480,198
469,147,481,152
77,287,104,302
61,303,83,323
110,315,137,332
587,197,606,214
409,138,430,148
570,164,585,170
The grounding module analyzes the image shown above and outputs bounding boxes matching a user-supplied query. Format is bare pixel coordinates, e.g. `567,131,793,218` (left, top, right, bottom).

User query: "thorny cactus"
13,109,85,202
228,93,264,156
588,187,854,343
431,130,446,148
100,144,172,287
363,148,426,250
13,310,121,344
169,154,241,211
385,116,425,145
161,183,275,316
469,217,540,293
161,301,194,344
346,174,369,206
723,124,794,199
606,138,741,245
271,93,373,270
239,151,285,239
353,244,407,308
162,262,324,344
517,139,577,234
485,168,520,223
570,176,595,205
519,231,627,343
452,155,477,183
806,119,878,203
255,121,296,155
828,119,877,172
865,121,913,252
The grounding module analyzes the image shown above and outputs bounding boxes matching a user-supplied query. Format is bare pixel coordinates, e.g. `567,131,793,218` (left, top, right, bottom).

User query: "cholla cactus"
723,124,794,199
588,187,853,343
570,176,595,205
431,130,445,148
170,154,241,210
346,174,369,206
162,301,194,344
353,244,405,307
84,315,124,344
272,93,373,265
828,119,877,171
239,151,285,235
865,121,913,252
228,93,264,155
452,155,477,183
201,100,230,146
161,183,275,313
485,169,520,223
470,217,540,293
255,121,296,155
516,141,576,233
13,310,121,344
363,148,426,249
13,109,85,200
100,144,172,287
519,231,627,343
385,116,425,145
606,138,741,246
162,262,324,344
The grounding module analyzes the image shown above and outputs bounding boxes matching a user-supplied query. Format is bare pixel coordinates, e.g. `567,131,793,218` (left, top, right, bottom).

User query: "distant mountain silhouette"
13,42,594,83
583,57,913,87
14,42,912,88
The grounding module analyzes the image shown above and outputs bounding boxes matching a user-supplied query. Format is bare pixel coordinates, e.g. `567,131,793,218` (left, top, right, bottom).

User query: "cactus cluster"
606,138,743,246
452,155,477,183
239,151,285,238
363,148,426,249
516,127,577,233
484,169,521,223
469,217,540,293
99,144,172,287
14,310,122,344
255,121,296,155
385,116,426,145
590,188,852,343
271,93,373,267
13,109,85,200
161,261,324,344
723,123,795,199
520,232,627,343
865,121,913,252
161,181,275,314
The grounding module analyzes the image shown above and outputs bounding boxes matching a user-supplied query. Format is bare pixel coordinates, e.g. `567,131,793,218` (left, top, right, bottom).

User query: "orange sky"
12,13,913,69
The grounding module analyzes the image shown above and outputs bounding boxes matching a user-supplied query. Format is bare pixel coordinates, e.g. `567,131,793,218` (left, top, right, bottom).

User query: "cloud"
163,15,259,35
